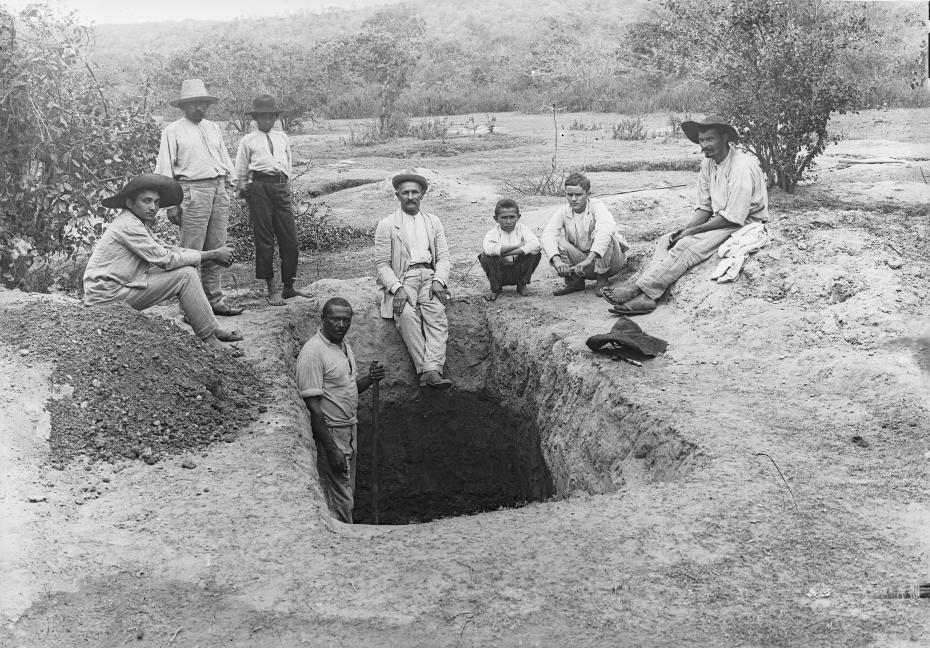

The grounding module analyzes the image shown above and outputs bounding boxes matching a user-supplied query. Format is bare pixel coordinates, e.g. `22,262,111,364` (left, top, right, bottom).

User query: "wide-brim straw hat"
681,115,740,144
102,174,183,209
247,94,282,116
169,78,219,108
391,171,429,191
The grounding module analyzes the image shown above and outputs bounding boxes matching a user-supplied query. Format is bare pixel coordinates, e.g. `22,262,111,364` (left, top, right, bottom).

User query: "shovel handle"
371,378,381,525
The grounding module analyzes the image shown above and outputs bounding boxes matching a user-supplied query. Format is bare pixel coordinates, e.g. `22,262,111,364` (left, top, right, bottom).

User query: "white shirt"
154,117,234,181
695,147,769,224
483,222,541,265
403,212,432,265
541,197,624,261
234,129,292,183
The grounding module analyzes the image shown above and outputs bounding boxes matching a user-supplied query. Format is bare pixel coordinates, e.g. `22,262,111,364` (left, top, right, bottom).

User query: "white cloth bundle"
710,222,769,283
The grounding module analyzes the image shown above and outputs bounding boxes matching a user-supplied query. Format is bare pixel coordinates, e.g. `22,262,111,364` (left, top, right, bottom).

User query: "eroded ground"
2,109,930,647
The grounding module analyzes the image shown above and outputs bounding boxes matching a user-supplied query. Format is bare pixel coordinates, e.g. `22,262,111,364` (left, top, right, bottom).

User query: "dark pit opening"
352,390,554,525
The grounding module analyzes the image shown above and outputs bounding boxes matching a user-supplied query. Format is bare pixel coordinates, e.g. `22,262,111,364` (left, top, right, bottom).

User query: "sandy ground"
2,109,930,647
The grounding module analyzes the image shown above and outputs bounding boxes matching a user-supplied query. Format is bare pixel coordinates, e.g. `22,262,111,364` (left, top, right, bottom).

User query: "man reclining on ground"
603,115,769,315
83,173,243,353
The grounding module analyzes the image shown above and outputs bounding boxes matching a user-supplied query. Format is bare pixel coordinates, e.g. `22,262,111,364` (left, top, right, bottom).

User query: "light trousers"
125,266,218,339
179,178,230,307
636,229,736,299
395,267,448,374
557,236,625,278
314,424,357,523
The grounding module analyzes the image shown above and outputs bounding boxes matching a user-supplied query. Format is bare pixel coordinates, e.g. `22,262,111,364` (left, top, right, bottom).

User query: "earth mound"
0,295,268,466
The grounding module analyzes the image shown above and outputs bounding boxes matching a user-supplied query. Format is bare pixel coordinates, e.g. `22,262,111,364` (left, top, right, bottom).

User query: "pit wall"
483,310,704,496
289,282,703,507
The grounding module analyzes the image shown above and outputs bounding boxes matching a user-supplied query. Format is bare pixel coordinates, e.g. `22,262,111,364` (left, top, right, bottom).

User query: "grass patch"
307,178,380,198
345,134,532,158
581,159,701,173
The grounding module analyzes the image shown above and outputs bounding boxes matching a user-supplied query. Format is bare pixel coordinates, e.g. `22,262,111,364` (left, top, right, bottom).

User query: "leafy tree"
0,5,161,288
323,9,424,133
655,0,874,192
151,37,322,134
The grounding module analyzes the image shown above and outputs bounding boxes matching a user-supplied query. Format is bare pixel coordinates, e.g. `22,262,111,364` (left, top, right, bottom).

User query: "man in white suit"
374,171,453,389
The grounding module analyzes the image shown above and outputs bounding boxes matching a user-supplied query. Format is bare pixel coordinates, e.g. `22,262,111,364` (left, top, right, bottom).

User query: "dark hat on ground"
169,78,219,108
247,94,282,116
102,174,183,209
680,115,740,144
392,171,429,191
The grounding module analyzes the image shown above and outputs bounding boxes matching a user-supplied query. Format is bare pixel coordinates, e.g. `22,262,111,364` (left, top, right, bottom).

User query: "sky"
2,0,403,24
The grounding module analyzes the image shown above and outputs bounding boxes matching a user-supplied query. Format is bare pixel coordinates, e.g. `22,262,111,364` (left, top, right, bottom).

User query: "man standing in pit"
297,297,385,523
154,78,242,316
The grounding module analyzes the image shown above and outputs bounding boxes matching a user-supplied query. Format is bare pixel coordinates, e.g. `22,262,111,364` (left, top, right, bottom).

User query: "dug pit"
289,290,705,526
352,390,554,524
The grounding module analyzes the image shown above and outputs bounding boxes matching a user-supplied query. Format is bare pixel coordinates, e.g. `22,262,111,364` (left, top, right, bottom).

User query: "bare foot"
602,282,642,305
268,290,285,306
214,328,243,342
282,285,310,300
485,291,501,301
516,284,528,296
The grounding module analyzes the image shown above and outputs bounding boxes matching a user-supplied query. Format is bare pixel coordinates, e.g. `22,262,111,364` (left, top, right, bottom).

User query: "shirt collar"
316,329,346,350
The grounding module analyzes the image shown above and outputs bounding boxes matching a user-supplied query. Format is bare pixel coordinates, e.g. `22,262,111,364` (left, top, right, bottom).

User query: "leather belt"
407,262,432,270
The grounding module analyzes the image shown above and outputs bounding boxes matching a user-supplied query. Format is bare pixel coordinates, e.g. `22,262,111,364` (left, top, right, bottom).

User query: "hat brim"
392,173,429,191
169,95,220,108
102,174,184,209
681,120,739,145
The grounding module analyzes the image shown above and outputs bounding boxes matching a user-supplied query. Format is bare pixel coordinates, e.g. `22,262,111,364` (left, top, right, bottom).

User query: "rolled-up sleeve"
694,160,712,213
117,221,200,270
154,129,174,178
541,210,564,260
296,351,325,398
234,138,250,185
589,201,616,258
718,162,755,225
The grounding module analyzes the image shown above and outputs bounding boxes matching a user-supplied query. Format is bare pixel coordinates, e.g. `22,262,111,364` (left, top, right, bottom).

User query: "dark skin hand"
668,210,737,248
303,361,384,477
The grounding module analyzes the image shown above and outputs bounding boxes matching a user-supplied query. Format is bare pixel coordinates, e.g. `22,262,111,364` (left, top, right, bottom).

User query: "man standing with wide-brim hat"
602,114,769,315
234,94,308,306
83,174,243,354
154,78,242,316
374,170,453,389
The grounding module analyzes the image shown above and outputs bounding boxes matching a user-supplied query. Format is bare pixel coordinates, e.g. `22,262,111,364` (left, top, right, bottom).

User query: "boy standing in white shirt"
478,198,542,301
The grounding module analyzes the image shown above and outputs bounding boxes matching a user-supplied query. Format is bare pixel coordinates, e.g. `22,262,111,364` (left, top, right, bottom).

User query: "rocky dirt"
2,108,929,647
0,296,267,466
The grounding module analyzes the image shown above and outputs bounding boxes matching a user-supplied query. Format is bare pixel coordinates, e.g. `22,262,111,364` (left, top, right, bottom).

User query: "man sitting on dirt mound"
541,172,629,297
602,115,769,315
374,170,453,389
83,174,244,354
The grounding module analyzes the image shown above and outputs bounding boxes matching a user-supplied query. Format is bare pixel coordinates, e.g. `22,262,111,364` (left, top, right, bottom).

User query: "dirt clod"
181,460,197,469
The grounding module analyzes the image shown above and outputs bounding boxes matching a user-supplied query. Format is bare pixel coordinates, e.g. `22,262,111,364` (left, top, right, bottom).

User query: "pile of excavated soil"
0,298,267,467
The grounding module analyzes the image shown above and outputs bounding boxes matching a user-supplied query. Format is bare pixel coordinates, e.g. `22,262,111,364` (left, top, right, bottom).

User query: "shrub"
658,0,872,192
0,6,161,289
610,117,648,140
408,117,450,141
226,192,372,262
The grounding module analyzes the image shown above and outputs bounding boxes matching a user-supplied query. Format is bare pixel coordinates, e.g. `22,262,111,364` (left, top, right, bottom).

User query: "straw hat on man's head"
169,79,219,108
102,174,183,209
680,115,740,145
